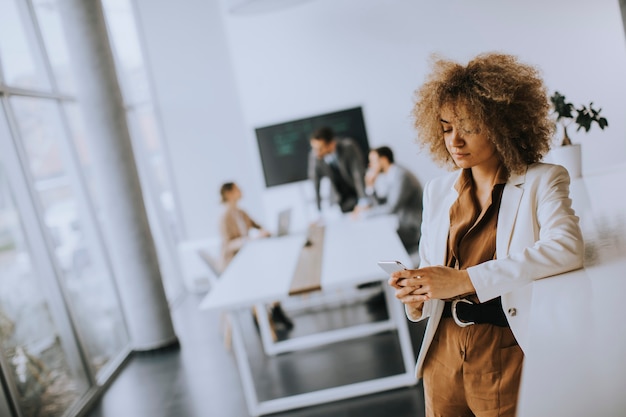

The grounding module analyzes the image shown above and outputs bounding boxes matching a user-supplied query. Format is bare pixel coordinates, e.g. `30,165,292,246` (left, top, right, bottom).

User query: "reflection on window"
10,96,129,378
0,0,50,90
0,166,87,417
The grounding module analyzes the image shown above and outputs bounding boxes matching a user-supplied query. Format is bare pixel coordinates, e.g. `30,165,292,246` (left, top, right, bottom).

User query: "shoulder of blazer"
510,162,567,187
526,161,565,177
426,170,461,195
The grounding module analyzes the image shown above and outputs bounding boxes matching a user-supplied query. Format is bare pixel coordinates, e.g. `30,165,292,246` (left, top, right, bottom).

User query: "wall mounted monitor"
255,106,370,187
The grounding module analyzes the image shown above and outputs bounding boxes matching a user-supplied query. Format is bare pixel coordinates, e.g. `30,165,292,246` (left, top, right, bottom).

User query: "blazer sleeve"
342,140,367,201
308,151,323,210
405,178,437,321
468,164,584,302
241,210,262,230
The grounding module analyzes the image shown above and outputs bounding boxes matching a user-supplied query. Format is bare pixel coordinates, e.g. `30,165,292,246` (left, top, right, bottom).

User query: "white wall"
136,0,626,238
134,0,266,239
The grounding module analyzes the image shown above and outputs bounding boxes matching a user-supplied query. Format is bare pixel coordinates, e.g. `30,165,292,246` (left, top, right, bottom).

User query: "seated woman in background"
219,182,293,332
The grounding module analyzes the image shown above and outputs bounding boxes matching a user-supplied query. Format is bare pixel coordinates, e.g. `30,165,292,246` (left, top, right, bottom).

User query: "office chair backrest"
198,249,222,288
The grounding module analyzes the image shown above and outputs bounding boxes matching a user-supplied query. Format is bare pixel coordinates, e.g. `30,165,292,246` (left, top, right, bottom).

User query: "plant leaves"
599,117,608,129
551,91,609,137
550,91,574,121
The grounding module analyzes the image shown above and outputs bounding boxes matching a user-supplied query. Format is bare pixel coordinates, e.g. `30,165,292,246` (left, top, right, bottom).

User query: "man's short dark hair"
374,146,394,164
310,126,335,143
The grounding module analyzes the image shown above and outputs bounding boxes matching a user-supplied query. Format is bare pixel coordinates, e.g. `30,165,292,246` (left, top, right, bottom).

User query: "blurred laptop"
276,208,292,237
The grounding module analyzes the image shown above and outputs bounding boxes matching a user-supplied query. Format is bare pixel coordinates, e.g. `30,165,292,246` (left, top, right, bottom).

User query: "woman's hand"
388,266,475,303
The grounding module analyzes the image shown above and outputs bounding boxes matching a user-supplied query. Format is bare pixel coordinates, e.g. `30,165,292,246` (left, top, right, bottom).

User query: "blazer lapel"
497,169,526,257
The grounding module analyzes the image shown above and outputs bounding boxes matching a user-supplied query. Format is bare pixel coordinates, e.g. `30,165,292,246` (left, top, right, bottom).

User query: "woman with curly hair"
387,53,584,416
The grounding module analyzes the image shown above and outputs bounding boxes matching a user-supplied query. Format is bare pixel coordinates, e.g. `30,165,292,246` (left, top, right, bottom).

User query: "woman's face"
225,184,242,203
440,103,498,171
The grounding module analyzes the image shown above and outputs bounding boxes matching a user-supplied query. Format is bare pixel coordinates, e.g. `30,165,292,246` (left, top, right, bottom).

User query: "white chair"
177,237,221,293
197,249,222,290
195,247,239,349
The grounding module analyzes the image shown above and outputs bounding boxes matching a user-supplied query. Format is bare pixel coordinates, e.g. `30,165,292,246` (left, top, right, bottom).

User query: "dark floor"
85,288,427,417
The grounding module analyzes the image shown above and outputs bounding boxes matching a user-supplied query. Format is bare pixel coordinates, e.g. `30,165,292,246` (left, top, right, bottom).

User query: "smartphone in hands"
378,260,410,289
377,260,408,274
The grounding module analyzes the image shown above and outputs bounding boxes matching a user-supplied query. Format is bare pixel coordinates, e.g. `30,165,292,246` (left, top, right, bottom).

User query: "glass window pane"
62,104,97,206
9,96,129,378
101,0,150,104
31,0,76,94
0,165,88,417
0,0,50,90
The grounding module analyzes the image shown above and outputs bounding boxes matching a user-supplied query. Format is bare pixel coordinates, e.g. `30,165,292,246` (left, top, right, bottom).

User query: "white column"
57,0,177,350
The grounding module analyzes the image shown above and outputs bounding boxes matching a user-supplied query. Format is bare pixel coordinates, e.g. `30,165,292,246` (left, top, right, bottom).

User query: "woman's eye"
462,126,480,135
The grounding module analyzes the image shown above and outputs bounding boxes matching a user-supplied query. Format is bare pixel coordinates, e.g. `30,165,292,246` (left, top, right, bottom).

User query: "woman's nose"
449,130,464,148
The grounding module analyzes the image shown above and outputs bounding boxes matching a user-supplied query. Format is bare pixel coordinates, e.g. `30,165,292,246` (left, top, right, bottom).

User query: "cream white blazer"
408,162,584,379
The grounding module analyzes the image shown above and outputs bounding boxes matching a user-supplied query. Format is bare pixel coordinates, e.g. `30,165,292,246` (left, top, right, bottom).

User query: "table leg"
228,310,262,416
255,302,276,354
383,282,417,374
228,287,418,416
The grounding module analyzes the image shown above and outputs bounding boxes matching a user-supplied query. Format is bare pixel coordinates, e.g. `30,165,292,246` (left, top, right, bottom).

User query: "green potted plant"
548,91,609,177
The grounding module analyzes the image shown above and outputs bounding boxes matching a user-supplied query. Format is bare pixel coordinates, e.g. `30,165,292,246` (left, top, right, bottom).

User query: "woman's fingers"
388,276,408,288
396,291,429,303
395,284,430,302
395,285,415,297
388,269,431,302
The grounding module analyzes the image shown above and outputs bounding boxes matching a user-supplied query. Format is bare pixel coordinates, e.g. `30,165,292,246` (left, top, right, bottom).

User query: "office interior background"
1,0,626,416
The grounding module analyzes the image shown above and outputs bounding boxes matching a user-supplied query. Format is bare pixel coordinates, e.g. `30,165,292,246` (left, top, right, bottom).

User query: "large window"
0,0,175,415
0,0,183,413
9,97,129,377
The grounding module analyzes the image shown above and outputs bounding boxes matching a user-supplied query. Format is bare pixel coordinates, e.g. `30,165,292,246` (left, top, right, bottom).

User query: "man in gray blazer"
354,146,423,255
308,127,368,213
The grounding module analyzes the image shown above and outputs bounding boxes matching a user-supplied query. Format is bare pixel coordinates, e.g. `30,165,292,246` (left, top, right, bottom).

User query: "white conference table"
517,166,626,416
199,215,416,416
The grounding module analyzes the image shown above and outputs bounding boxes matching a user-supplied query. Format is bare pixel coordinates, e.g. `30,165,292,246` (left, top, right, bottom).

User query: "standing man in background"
308,127,368,214
353,146,423,257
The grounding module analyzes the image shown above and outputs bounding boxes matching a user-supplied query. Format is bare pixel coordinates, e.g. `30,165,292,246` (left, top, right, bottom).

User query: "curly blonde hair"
412,52,554,173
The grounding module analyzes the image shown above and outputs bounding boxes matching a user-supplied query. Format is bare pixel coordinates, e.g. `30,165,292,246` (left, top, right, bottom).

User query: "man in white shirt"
354,146,423,255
